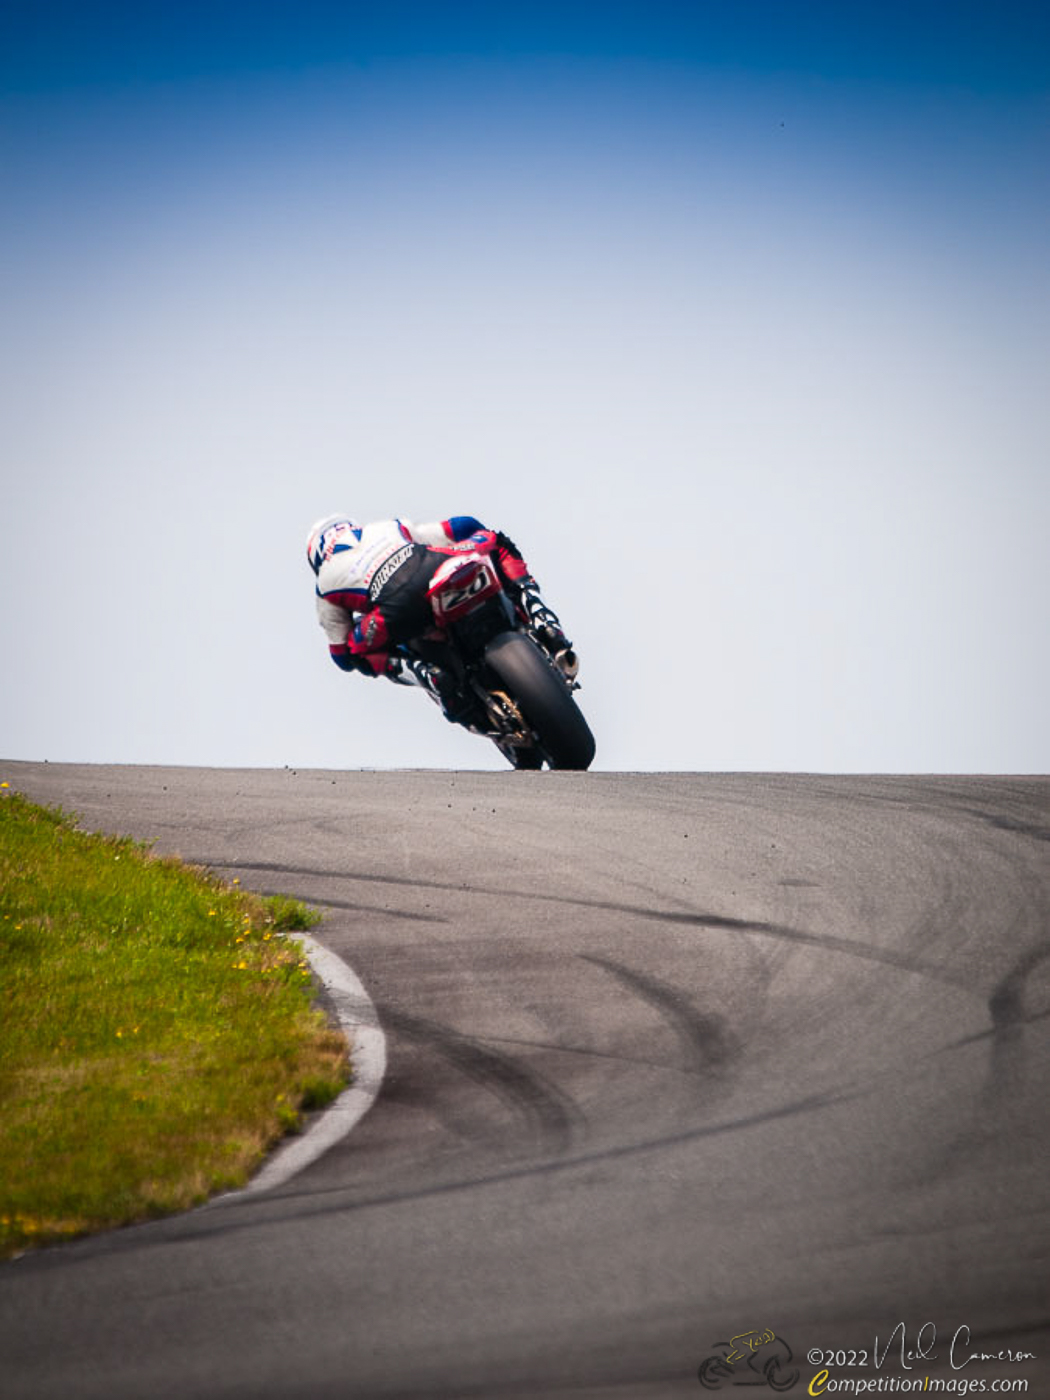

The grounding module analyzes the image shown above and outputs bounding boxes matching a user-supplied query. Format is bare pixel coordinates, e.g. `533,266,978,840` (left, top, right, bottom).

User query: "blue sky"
4,2,1049,91
2,2,1047,771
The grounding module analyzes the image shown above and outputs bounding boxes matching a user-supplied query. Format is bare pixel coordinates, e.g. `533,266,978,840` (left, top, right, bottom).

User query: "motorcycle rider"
305,514,573,725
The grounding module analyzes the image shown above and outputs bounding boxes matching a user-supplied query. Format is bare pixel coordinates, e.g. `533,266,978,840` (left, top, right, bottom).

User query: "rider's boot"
514,580,579,681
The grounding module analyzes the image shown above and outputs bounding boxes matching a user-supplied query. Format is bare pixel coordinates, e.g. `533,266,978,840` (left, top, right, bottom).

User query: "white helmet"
305,515,360,574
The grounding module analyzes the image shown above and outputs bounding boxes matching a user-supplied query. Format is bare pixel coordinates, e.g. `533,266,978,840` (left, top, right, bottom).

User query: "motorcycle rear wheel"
484,632,595,771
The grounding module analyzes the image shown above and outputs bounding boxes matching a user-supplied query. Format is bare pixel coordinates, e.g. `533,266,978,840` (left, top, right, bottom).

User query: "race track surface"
1,765,1048,1399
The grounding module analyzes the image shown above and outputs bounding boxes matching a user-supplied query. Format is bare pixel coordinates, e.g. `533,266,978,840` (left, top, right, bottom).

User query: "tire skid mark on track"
581,954,742,1078
983,938,1050,1113
197,859,949,982
935,1002,1050,1053
898,940,1050,1179
244,887,448,924
465,1030,735,1077
477,1000,1037,1113
380,1007,585,1157
60,1005,1029,1264
989,939,1050,1029
962,810,1050,844
99,1087,863,1258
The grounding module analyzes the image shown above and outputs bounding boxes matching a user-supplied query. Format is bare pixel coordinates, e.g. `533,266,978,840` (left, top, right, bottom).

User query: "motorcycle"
395,549,596,771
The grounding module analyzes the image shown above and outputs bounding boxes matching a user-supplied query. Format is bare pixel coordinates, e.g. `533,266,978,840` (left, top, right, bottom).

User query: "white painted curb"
229,931,387,1196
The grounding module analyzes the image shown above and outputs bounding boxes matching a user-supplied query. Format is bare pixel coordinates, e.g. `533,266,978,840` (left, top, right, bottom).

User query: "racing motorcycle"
395,549,595,771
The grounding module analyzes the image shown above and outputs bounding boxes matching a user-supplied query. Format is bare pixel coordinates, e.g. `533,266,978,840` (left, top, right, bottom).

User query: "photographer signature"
874,1322,1037,1371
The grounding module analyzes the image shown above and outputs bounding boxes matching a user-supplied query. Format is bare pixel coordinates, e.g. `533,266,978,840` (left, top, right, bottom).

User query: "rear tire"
484,632,595,770
497,742,544,770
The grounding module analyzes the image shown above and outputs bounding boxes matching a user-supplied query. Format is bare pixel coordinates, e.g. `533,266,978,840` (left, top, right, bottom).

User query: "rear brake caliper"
480,688,531,745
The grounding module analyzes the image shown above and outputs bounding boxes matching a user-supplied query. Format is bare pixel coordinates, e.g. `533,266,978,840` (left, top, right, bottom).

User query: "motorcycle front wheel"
483,631,596,771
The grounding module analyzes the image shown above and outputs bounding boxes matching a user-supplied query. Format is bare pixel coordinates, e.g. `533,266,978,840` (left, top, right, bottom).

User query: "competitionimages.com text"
808,1375,1029,1394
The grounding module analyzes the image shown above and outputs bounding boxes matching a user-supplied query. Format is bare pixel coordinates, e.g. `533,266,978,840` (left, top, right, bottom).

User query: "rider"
305,514,572,723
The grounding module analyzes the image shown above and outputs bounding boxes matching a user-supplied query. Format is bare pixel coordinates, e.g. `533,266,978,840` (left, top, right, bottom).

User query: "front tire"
484,632,595,770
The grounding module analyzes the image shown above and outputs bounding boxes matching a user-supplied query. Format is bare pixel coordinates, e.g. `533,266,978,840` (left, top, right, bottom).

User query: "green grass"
0,787,350,1259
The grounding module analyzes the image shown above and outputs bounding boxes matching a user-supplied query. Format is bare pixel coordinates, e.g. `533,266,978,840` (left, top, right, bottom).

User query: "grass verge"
0,786,349,1259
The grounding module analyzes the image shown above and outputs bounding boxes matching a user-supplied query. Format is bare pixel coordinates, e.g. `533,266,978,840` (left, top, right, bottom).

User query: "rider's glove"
348,609,391,657
494,531,531,586
337,649,396,679
495,530,523,560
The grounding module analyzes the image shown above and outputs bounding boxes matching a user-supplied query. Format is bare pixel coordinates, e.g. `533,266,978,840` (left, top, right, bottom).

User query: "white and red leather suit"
313,516,530,677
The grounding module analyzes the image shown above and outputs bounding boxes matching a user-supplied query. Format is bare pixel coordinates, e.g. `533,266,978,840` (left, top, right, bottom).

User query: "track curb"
228,931,387,1196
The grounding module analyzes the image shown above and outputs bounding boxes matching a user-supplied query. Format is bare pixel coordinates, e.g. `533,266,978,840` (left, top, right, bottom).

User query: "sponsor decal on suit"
368,545,414,602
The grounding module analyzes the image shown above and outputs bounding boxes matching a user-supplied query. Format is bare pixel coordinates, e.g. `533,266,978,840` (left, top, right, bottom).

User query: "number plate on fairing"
427,553,502,623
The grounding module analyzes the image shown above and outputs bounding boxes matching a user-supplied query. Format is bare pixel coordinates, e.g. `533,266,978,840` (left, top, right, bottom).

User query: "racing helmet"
305,515,360,574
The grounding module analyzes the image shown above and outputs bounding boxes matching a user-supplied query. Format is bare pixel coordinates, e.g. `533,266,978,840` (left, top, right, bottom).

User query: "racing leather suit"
314,516,533,679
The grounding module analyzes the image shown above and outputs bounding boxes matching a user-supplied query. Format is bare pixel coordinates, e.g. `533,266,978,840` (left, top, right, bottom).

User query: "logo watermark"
698,1328,800,1390
697,1324,1035,1394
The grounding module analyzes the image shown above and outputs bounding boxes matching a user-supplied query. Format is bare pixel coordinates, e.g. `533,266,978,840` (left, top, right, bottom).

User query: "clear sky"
2,2,1047,772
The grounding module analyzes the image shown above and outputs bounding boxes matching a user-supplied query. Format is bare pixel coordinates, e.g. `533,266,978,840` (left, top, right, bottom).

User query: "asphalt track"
1,764,1048,1399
